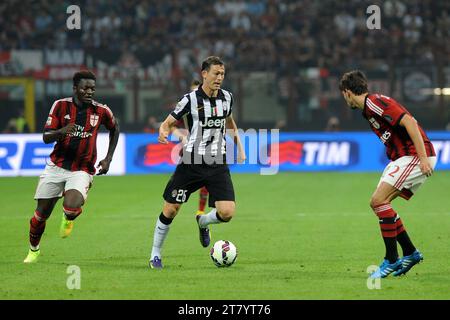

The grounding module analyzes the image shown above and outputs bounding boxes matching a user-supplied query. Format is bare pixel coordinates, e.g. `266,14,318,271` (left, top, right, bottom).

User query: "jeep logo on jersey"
90,114,99,127
369,117,380,129
199,118,226,128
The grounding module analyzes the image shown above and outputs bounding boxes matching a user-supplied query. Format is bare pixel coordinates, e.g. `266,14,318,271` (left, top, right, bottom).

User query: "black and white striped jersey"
171,86,233,157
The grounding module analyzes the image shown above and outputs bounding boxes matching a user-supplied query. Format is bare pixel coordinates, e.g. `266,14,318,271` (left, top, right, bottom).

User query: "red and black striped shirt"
44,97,116,174
362,93,435,161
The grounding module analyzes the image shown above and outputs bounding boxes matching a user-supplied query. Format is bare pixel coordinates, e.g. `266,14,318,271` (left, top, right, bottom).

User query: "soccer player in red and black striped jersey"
24,70,120,263
339,70,436,278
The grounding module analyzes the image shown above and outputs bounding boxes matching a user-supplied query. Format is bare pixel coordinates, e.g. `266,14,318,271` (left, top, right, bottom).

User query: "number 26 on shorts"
176,189,187,202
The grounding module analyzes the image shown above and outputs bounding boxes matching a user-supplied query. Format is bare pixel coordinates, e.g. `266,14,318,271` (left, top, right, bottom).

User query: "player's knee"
163,203,181,218
63,189,84,207
36,206,52,217
370,196,389,210
63,198,83,208
34,208,50,221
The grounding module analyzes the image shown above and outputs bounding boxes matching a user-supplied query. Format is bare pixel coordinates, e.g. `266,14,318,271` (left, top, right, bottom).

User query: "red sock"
373,203,398,263
63,206,82,221
29,210,48,248
395,215,405,234
199,187,208,212
374,204,397,237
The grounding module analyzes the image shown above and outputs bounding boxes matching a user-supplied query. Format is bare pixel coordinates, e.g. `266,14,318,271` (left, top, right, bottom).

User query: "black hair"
339,70,368,95
73,70,96,87
201,56,224,72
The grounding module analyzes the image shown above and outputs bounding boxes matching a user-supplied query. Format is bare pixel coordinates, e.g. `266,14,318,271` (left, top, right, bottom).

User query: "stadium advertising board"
0,134,125,176
428,132,450,170
125,132,450,174
1,132,449,176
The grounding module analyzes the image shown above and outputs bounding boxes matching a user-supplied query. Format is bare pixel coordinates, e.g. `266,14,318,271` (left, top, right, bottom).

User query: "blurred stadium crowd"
2,0,449,69
0,0,449,132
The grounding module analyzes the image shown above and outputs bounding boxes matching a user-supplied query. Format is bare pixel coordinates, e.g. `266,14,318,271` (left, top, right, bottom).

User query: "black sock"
397,231,416,256
159,212,173,225
378,214,399,263
383,237,399,263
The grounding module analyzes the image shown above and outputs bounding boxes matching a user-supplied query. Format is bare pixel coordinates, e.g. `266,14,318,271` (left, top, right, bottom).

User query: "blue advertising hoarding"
1,132,449,176
0,134,126,176
124,131,450,174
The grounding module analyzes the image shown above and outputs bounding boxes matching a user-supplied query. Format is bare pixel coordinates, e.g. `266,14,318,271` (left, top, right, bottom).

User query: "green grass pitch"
1,172,449,299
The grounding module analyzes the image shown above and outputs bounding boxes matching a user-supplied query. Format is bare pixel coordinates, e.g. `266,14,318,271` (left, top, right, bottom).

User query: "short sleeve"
370,96,406,126
229,92,233,115
44,100,61,131
170,96,191,120
222,90,233,117
101,105,116,130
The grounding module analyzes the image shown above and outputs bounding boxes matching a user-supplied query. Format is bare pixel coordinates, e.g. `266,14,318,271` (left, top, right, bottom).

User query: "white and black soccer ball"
210,240,238,267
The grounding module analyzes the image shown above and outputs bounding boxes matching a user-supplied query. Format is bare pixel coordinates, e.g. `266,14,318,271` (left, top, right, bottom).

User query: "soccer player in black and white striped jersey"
171,79,211,217
149,56,246,269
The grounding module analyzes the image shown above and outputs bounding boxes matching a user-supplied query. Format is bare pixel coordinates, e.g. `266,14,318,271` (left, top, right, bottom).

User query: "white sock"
30,244,40,251
151,218,171,260
198,208,221,228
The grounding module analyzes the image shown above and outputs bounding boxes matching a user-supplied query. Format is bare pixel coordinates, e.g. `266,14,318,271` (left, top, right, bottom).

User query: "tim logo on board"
269,140,358,170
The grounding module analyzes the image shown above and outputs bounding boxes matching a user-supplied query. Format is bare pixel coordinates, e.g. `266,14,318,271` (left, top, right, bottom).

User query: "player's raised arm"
399,114,433,177
226,115,246,163
158,114,178,144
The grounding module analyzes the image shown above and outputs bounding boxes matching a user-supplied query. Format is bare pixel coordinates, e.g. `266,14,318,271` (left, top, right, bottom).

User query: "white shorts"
378,156,437,200
34,162,93,201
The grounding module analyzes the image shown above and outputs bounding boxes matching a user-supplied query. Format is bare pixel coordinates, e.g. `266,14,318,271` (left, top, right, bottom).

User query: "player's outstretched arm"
97,120,120,175
400,114,433,177
226,115,246,163
158,115,178,144
43,123,76,144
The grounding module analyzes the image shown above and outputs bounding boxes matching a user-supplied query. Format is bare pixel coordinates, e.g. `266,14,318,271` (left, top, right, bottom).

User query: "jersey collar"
197,86,210,99
362,93,372,115
198,85,223,99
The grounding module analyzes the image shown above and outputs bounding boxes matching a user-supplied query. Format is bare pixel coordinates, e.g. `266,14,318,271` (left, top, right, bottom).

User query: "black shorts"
163,163,235,207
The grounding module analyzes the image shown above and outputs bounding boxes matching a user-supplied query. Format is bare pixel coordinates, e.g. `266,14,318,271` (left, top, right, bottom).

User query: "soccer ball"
210,240,238,267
